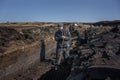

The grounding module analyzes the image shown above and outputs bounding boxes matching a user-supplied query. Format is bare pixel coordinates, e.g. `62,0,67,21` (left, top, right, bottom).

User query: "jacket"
55,30,71,48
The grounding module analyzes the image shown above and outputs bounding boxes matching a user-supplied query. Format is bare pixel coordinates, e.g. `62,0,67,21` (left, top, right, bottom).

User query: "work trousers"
55,47,70,60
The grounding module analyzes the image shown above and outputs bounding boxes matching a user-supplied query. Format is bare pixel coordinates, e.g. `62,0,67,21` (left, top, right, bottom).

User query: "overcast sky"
0,0,120,22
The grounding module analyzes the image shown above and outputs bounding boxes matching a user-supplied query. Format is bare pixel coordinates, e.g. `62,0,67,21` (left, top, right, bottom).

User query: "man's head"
58,24,64,30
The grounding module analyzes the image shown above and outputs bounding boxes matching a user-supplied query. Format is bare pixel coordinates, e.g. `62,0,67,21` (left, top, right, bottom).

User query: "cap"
58,23,64,27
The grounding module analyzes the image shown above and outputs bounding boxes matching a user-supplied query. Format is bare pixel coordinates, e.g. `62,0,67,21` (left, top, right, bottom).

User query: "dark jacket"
55,30,71,48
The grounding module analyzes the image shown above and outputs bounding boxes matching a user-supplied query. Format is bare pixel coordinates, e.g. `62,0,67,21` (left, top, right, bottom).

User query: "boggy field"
0,21,120,80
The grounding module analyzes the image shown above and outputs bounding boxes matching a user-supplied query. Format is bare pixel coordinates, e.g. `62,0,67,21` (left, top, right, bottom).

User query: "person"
40,40,46,62
54,24,71,69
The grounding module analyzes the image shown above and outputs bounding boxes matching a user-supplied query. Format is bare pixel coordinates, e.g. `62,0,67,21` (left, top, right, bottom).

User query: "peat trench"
38,27,120,80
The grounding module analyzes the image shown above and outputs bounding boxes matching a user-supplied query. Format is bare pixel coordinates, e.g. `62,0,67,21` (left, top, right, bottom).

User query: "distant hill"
0,20,120,27
82,20,120,26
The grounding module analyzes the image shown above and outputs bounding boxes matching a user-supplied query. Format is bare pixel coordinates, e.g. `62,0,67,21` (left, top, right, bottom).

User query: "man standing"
54,24,71,69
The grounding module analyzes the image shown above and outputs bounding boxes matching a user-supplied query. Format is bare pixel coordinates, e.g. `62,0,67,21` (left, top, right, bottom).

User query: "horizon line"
0,20,120,24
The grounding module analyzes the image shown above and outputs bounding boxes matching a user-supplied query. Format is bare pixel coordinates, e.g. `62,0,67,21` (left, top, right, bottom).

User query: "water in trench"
38,63,71,80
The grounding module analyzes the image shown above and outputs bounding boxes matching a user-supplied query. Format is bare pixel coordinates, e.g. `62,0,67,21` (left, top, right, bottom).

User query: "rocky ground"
0,23,56,80
0,21,120,80
67,26,120,80
38,23,120,80
0,23,56,54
